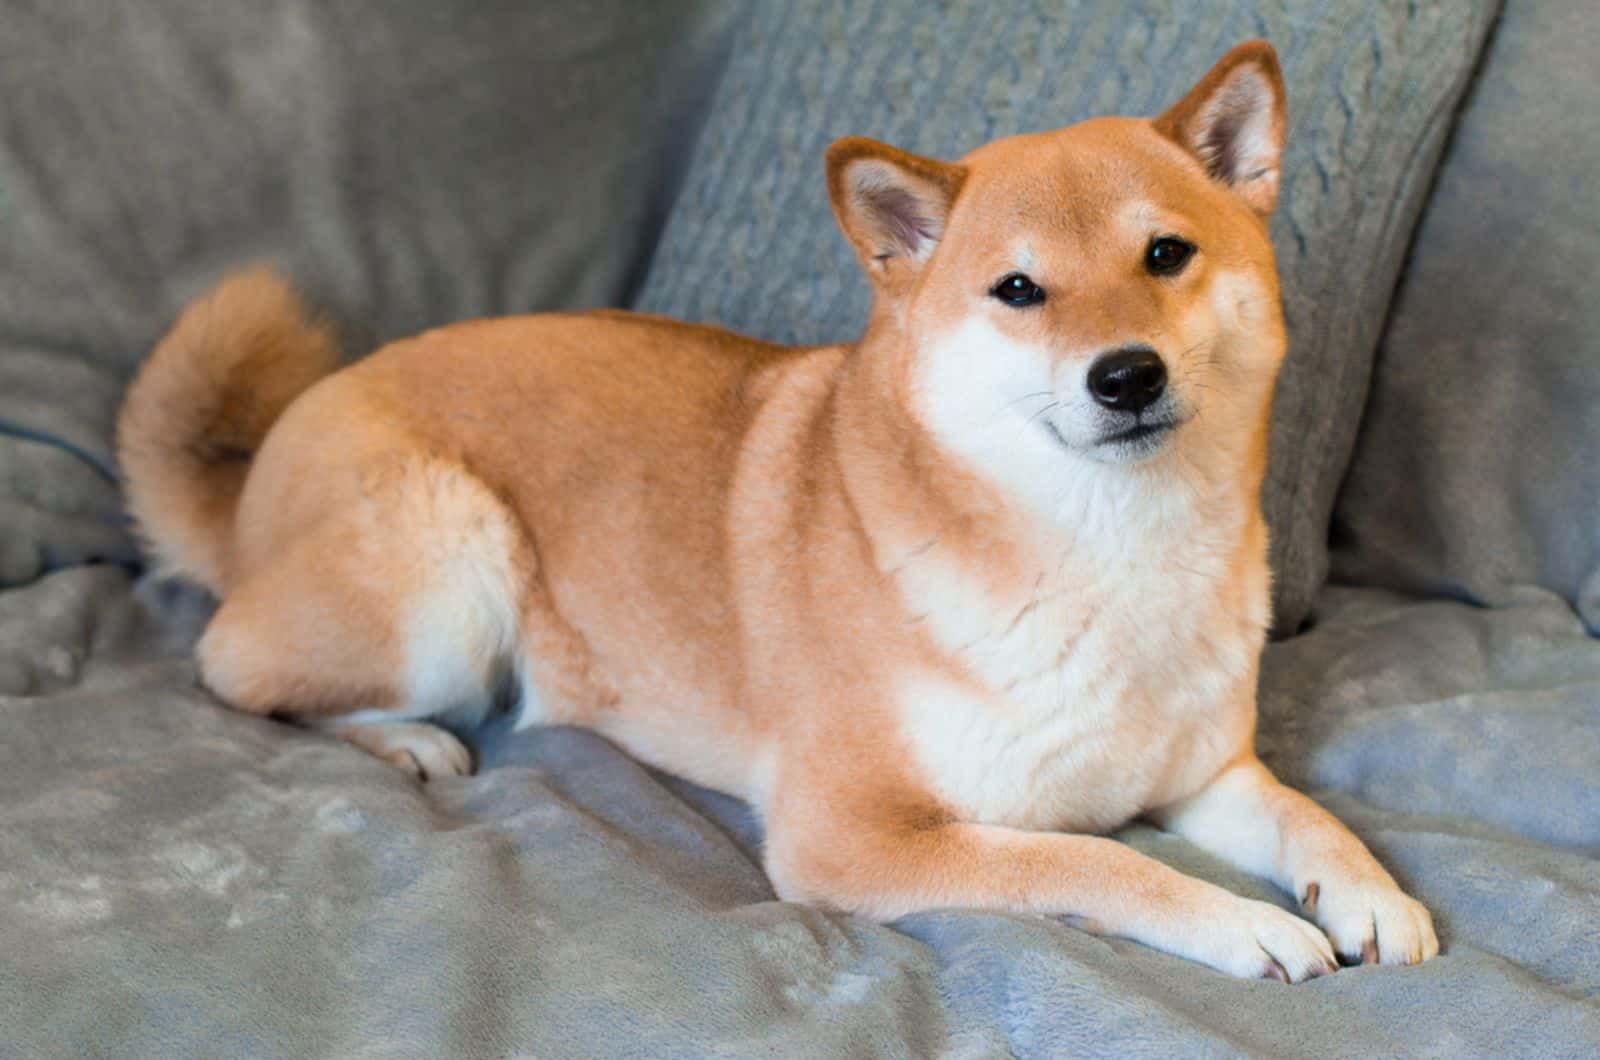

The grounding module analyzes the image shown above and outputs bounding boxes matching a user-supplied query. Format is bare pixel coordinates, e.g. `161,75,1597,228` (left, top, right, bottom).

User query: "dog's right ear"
826,137,966,290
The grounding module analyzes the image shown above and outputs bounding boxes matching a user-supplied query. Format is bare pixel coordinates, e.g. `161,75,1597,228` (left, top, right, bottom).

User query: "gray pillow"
635,0,1500,635
1331,0,1600,632
0,0,743,585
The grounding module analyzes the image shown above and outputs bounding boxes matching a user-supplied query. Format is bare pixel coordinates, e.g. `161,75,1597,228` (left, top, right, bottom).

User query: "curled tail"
117,267,341,592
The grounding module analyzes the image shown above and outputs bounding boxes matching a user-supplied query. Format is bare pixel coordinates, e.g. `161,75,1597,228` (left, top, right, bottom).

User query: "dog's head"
829,41,1288,512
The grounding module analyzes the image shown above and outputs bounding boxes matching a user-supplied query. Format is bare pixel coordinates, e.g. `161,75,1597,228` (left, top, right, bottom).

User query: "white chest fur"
894,484,1267,835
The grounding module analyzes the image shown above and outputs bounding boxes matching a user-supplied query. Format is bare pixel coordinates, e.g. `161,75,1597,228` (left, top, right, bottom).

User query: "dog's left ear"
1155,40,1288,217
826,137,967,288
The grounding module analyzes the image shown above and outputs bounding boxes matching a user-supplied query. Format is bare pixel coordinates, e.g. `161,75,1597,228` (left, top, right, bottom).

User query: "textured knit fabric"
635,0,1501,634
1331,0,1600,632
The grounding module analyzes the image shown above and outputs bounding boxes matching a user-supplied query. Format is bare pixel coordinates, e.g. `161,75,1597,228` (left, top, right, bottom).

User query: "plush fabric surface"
0,0,744,586
1330,0,1600,632
2,567,1596,1056
635,0,1501,635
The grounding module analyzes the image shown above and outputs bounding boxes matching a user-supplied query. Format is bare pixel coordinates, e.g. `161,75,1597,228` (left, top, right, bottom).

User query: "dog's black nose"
1087,347,1166,413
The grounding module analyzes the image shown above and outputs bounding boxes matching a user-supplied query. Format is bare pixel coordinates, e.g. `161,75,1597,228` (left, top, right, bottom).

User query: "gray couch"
2,1,1596,1055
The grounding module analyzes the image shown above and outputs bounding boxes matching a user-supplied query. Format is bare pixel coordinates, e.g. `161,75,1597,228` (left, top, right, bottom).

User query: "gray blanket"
2,567,1596,1057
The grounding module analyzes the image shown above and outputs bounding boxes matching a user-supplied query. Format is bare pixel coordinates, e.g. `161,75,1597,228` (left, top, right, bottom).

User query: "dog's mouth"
1039,413,1188,456
1100,419,1178,446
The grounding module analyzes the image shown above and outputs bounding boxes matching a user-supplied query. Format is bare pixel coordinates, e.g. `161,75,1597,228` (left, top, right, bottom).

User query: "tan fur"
117,267,342,590
118,42,1435,979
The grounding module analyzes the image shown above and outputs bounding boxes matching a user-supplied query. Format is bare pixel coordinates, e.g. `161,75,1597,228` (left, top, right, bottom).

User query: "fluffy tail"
117,267,341,592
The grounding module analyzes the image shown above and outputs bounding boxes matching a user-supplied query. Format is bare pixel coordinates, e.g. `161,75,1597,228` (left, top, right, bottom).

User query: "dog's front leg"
1149,756,1439,966
765,805,1337,982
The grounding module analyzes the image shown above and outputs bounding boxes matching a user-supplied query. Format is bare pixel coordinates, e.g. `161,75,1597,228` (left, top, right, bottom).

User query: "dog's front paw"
1299,877,1438,966
1182,895,1338,983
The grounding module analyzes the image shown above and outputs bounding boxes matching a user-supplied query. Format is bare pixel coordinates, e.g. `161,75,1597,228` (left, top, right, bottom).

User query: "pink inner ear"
1198,102,1249,183
861,184,942,255
1194,69,1279,187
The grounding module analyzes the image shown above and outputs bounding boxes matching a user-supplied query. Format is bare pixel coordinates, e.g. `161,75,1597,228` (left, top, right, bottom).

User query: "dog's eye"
991,273,1045,307
1145,237,1196,276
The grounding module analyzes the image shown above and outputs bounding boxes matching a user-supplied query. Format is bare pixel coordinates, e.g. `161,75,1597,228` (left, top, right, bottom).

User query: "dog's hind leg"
320,717,476,781
196,456,527,780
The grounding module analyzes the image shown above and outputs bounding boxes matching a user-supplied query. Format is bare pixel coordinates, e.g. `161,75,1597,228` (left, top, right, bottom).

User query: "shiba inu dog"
118,40,1437,981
